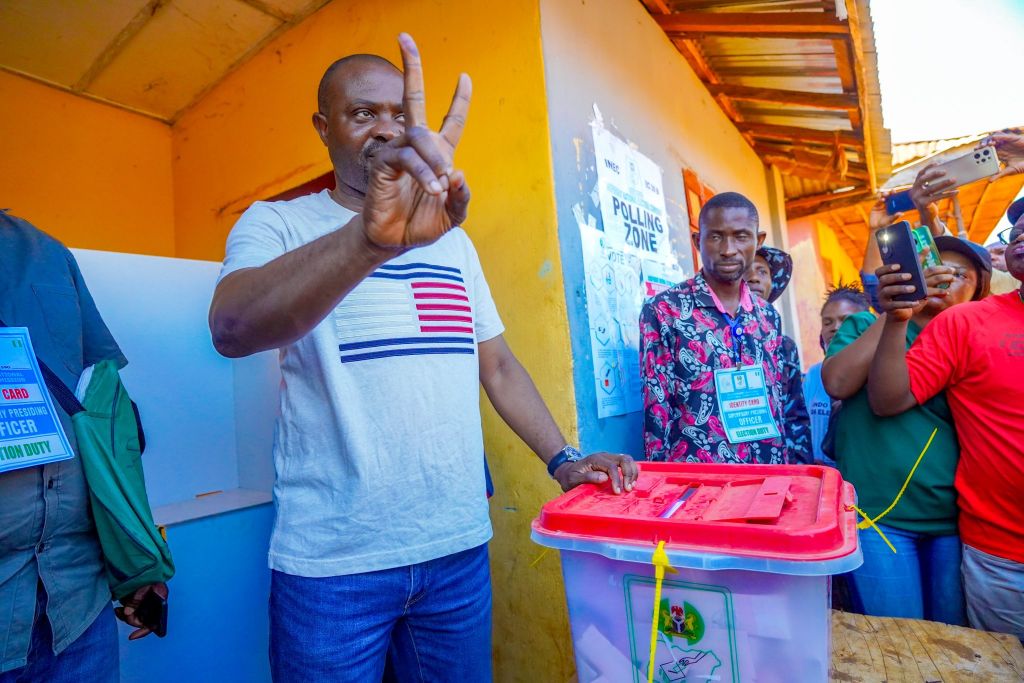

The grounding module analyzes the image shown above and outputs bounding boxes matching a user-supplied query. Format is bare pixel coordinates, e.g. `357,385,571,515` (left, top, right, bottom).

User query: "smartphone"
885,190,915,215
877,221,927,302
911,225,941,268
134,590,168,638
931,145,1000,187
911,225,948,289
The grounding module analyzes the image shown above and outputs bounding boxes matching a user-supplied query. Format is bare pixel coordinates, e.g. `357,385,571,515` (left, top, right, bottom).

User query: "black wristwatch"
547,445,583,478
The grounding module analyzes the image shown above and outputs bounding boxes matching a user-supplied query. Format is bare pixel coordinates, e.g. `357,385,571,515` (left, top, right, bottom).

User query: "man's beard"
359,140,387,188
710,262,746,282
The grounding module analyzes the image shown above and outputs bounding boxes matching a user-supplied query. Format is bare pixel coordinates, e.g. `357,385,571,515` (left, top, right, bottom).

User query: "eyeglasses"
998,226,1024,245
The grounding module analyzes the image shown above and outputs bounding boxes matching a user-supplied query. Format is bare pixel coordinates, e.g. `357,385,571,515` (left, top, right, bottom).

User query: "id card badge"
713,365,782,444
0,328,75,473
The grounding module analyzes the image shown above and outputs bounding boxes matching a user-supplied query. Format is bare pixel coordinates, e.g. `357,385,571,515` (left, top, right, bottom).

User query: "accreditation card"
0,328,74,473
713,365,782,444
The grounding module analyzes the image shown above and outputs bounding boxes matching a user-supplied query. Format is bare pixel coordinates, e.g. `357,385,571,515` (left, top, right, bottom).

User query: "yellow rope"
846,427,938,554
529,548,549,568
850,503,896,553
648,541,676,683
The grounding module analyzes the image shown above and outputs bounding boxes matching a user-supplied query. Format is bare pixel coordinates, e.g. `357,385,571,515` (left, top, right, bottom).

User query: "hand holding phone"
932,146,1000,187
116,583,169,639
884,190,915,216
909,166,958,214
876,221,927,302
980,132,1024,180
135,588,168,638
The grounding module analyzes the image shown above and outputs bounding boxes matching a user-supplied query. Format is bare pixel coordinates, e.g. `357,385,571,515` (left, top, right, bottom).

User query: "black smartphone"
876,221,927,303
134,590,168,638
885,190,915,215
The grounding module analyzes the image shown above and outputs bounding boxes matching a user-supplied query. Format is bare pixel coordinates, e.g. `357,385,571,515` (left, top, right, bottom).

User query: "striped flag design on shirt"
335,262,476,364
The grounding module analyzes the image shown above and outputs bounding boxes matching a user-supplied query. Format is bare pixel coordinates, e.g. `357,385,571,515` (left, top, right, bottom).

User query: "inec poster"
581,122,684,418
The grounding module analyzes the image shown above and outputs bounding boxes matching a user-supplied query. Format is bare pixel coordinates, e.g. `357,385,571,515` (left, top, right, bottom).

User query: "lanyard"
721,310,745,365
702,277,749,367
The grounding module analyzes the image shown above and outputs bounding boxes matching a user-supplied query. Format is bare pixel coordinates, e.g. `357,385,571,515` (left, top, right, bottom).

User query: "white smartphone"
932,145,1000,187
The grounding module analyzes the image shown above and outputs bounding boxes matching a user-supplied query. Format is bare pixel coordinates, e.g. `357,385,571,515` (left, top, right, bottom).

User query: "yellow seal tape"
847,427,938,554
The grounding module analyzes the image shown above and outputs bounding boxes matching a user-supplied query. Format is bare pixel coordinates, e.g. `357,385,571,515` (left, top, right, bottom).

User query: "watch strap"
547,445,582,478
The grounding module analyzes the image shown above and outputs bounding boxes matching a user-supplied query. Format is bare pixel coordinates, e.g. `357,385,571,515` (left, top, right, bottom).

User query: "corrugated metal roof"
799,131,1024,266
643,0,892,207
891,133,990,169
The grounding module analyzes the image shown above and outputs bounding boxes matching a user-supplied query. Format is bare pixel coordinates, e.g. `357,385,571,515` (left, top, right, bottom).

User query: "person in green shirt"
821,236,991,625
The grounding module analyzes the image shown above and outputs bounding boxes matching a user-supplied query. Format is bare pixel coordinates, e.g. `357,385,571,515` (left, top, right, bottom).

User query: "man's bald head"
317,54,401,114
312,53,405,201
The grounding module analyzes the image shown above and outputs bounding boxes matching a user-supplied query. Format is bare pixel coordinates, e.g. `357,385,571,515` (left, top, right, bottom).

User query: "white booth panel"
72,249,279,512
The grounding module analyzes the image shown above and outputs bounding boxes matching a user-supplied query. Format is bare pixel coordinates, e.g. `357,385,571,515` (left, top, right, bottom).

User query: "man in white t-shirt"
208,34,636,682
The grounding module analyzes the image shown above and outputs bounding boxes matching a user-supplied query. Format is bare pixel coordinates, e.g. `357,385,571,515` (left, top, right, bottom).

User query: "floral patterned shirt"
779,335,812,463
641,272,790,464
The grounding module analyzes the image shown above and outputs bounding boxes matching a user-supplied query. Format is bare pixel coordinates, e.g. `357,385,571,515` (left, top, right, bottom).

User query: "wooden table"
565,611,1024,682
830,610,1024,681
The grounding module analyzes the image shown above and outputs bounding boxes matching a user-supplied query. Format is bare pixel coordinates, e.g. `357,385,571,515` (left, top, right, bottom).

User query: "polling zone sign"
579,121,683,418
592,124,674,262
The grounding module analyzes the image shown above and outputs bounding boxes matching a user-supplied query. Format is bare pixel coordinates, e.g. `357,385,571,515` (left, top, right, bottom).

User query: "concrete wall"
787,215,862,367
0,71,175,256
539,0,775,462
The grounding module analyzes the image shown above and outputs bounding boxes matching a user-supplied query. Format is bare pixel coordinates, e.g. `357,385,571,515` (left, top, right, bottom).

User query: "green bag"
42,358,175,600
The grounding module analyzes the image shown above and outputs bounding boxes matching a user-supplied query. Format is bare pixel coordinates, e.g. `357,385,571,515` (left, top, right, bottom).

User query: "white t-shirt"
219,190,504,576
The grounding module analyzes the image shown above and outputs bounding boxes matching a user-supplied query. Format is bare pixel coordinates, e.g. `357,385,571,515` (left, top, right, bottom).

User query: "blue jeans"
270,543,492,683
0,586,118,683
850,525,965,625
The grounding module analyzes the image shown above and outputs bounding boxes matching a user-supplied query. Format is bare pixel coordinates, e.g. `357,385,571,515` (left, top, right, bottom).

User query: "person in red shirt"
867,213,1024,640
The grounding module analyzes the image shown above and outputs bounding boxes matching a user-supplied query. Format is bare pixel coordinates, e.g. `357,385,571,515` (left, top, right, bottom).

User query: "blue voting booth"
73,249,279,683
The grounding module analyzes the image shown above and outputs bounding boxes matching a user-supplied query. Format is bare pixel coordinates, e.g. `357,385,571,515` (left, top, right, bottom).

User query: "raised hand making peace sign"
361,34,472,252
214,35,475,358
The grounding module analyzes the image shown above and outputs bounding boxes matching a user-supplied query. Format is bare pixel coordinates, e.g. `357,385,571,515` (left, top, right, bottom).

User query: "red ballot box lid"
533,462,859,563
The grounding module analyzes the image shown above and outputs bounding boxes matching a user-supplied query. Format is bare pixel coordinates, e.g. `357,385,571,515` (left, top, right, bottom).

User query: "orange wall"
0,71,175,255
172,2,565,265
788,215,862,367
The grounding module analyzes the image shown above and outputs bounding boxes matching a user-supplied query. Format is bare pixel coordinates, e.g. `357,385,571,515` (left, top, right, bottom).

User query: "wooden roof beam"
831,39,862,129
756,146,868,175
670,38,756,148
714,66,840,78
707,83,858,110
669,0,828,9
673,38,718,84
740,122,863,148
786,187,874,218
755,139,864,161
640,0,672,14
762,156,869,182
832,39,857,93
656,11,850,39
843,0,878,191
